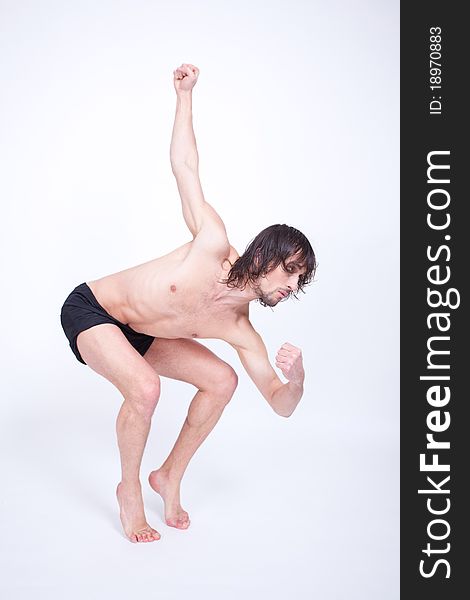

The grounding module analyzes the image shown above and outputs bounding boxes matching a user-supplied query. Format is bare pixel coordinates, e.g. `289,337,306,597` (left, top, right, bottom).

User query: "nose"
287,275,297,288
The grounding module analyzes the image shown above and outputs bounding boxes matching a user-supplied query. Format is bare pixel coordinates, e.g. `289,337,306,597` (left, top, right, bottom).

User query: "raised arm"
170,64,228,252
227,319,305,418
170,64,199,173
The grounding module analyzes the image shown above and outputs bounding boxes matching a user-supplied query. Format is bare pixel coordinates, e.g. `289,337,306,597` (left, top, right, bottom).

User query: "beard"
252,284,282,308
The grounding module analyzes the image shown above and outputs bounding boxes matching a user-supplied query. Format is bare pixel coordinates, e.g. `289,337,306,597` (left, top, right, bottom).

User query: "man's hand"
275,342,304,386
229,322,304,417
173,63,200,94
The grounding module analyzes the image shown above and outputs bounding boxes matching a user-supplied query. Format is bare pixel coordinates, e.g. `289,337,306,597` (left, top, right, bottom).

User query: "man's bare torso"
87,241,245,341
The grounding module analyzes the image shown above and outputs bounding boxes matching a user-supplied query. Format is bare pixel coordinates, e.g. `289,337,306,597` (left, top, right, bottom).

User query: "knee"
129,377,161,419
209,363,238,404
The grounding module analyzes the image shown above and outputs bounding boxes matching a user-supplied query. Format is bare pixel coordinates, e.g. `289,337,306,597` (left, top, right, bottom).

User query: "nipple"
170,284,177,292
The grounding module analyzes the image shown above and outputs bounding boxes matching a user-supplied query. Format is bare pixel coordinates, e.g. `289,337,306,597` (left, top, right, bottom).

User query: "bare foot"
148,469,190,529
116,482,161,543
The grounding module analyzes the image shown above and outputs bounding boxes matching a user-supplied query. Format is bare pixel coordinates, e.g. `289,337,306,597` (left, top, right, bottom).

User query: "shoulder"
189,203,235,258
223,314,261,351
190,217,231,259
222,244,240,270
228,244,240,262
185,240,239,275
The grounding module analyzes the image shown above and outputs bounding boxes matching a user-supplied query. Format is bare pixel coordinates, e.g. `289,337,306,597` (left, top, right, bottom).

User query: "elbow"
170,160,185,176
171,158,199,175
268,381,301,418
272,405,294,418
268,386,295,418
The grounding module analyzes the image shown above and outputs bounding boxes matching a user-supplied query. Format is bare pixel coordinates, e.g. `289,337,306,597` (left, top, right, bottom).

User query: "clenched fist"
275,342,305,385
173,63,200,94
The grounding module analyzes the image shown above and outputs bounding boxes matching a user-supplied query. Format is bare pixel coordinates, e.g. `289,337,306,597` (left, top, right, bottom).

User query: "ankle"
152,465,171,479
151,467,181,486
119,479,142,491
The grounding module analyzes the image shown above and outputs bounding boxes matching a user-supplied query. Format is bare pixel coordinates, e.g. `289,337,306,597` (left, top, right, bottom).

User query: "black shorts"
60,282,155,365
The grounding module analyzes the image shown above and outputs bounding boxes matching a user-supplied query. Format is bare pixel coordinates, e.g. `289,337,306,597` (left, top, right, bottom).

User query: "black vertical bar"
401,2,467,598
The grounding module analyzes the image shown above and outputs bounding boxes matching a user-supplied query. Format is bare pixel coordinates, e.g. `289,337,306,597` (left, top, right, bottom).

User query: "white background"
0,1,399,598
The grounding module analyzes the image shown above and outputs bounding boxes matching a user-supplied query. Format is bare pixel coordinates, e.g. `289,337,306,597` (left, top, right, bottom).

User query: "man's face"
252,257,307,307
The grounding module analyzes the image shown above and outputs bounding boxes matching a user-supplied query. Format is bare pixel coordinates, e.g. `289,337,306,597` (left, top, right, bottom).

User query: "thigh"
143,337,233,391
77,323,160,399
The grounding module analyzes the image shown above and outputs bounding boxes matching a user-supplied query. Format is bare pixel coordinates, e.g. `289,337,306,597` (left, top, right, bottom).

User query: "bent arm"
229,323,305,418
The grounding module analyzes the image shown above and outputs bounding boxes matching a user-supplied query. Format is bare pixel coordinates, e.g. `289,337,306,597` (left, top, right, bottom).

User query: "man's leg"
143,338,238,528
76,324,162,543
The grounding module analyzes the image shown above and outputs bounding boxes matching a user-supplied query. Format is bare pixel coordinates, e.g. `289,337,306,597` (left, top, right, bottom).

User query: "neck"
214,281,258,306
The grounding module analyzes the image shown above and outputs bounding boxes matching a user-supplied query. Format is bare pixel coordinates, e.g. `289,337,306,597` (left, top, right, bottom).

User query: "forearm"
270,379,304,418
170,92,199,172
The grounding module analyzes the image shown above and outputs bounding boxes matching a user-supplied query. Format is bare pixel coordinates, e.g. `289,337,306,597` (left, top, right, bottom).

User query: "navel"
170,284,177,292
191,333,198,338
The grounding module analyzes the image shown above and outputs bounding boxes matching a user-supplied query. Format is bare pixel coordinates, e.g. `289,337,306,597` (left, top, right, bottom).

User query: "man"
60,63,316,543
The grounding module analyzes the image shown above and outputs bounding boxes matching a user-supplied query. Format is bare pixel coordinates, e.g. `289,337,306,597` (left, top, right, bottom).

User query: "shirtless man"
60,63,316,543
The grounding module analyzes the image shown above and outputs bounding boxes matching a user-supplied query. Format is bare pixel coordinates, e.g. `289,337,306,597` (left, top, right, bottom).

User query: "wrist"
176,89,193,100
288,377,304,391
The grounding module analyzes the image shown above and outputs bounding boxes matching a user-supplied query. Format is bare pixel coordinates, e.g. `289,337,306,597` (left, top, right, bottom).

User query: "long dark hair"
223,224,317,296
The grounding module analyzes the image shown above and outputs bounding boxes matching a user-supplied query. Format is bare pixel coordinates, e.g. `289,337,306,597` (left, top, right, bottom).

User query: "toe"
167,519,181,529
140,530,150,542
135,527,160,542
176,516,189,529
